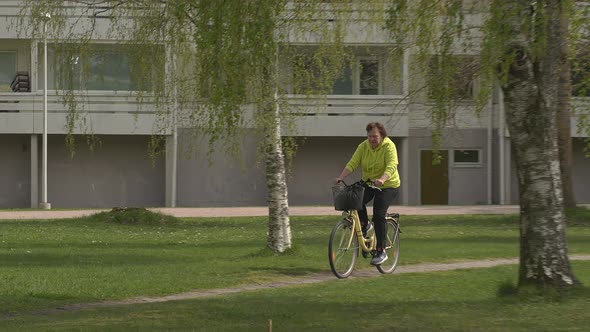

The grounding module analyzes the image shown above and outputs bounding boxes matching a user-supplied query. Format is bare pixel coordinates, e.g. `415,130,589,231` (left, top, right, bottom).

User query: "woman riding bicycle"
335,122,400,265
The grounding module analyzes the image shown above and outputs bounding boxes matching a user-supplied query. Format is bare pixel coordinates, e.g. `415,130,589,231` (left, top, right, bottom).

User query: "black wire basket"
332,181,365,211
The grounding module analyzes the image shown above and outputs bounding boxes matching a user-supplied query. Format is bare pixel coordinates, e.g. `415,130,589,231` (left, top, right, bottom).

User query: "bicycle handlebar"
365,180,383,191
337,179,382,191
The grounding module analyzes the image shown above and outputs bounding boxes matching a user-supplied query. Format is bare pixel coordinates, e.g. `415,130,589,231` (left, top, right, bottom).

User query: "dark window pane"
0,52,17,91
454,150,479,163
38,44,157,92
292,54,319,94
332,64,352,95
360,59,378,95
87,52,133,91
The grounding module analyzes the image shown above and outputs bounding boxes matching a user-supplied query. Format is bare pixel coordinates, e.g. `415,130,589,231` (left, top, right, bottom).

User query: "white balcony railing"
0,91,162,135
285,95,410,137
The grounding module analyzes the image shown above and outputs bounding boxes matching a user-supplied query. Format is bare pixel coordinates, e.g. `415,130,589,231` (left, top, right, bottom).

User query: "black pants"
358,187,399,249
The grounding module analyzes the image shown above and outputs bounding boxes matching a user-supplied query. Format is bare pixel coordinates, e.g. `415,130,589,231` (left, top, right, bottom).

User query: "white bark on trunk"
502,0,576,290
264,91,292,253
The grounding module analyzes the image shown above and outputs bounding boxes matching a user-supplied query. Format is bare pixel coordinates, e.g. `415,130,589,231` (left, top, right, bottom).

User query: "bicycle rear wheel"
377,219,400,274
328,219,359,278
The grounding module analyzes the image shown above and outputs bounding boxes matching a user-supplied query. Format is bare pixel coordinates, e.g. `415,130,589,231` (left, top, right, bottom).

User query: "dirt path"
6,255,589,319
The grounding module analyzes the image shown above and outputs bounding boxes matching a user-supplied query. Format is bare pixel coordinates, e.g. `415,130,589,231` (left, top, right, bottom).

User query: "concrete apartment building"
1,1,589,209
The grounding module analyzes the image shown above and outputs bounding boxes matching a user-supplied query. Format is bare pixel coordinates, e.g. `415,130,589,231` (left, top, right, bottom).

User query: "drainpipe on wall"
170,102,178,207
39,13,51,210
402,49,410,206
487,98,493,205
498,85,506,205
30,135,39,208
401,137,409,205
166,47,178,207
30,40,39,208
403,49,409,95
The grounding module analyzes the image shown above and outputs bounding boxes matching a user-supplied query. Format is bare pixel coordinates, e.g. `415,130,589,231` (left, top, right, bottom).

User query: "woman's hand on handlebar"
374,178,384,187
364,179,382,191
335,177,343,184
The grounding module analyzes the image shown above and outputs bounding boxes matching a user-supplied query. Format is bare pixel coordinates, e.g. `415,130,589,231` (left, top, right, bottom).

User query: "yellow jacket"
345,137,400,188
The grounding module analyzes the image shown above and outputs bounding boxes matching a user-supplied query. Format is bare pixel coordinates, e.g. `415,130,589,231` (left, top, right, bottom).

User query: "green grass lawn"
3,263,590,331
0,208,589,330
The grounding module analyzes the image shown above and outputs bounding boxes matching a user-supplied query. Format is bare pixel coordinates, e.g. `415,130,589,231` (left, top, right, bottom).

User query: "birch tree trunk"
261,42,291,253
502,0,577,291
264,91,292,253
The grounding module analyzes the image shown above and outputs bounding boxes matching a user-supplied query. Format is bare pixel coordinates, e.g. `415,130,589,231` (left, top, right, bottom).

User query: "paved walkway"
0,204,521,220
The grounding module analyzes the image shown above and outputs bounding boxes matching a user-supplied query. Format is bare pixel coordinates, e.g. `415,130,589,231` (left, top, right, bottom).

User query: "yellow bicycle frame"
343,210,376,253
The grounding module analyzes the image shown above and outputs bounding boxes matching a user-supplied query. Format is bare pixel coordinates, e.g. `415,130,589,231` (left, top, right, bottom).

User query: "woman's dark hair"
366,122,387,138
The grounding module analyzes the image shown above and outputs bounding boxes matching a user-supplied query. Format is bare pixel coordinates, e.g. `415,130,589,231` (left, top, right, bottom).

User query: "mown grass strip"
0,208,588,317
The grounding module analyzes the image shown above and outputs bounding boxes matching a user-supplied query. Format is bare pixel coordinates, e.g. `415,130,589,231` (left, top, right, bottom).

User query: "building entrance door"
420,150,449,205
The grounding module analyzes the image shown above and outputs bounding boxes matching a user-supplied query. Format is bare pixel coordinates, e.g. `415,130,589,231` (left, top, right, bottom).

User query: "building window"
289,48,402,96
86,52,133,90
0,52,17,92
38,44,160,92
332,64,353,95
328,57,381,95
359,58,379,95
291,53,336,95
453,149,480,166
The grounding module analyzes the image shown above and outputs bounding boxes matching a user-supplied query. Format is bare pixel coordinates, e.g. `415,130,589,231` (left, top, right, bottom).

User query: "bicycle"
329,179,401,279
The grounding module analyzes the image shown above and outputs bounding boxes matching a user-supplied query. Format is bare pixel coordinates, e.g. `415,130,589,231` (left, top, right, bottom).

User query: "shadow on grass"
406,235,518,245
498,279,590,303
566,206,590,226
10,286,588,331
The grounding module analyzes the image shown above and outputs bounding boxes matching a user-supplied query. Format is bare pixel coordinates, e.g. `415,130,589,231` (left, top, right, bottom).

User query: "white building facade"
0,1,589,208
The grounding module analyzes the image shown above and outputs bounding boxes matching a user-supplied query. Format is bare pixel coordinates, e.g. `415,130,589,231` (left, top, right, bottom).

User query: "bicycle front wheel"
328,219,359,278
377,219,400,274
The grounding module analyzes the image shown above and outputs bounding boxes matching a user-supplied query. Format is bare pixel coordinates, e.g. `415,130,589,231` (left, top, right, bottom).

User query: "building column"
165,134,177,207
30,134,39,208
487,99,493,204
164,44,178,208
504,138,512,204
401,136,409,206
31,40,38,91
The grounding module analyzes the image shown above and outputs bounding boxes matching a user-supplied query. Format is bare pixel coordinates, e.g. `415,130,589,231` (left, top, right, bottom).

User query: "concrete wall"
287,136,365,206
2,132,588,209
572,138,590,203
0,134,30,207
175,133,400,207
175,129,267,207
43,135,164,208
491,130,500,204
449,165,488,205
174,132,370,207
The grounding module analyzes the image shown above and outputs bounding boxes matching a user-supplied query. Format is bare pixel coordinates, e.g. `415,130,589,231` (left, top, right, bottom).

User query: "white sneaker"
370,251,388,265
